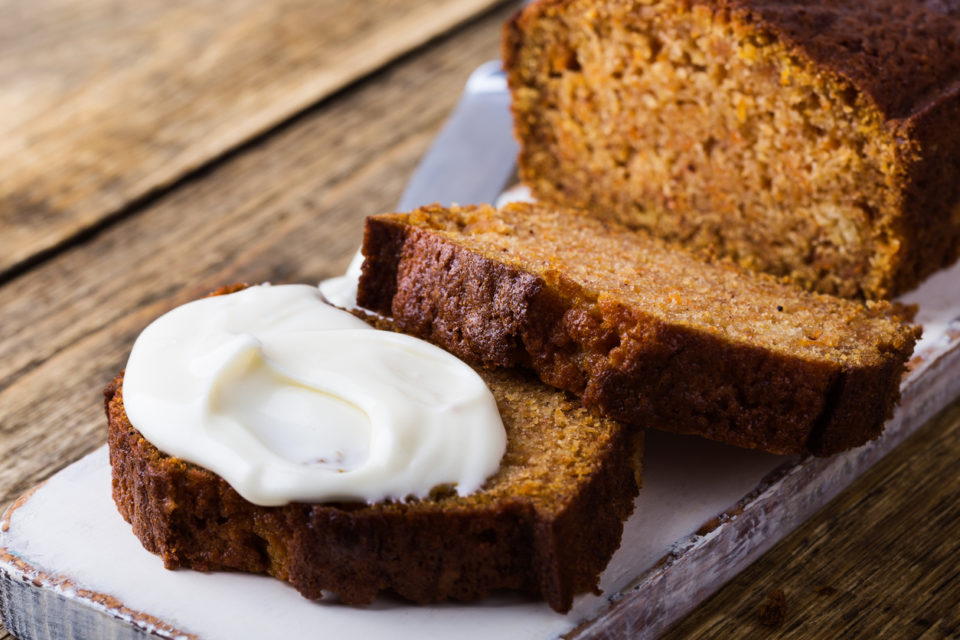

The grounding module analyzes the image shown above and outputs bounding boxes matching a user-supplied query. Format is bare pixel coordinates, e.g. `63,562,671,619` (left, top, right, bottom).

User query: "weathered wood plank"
0,0,508,279
664,397,960,639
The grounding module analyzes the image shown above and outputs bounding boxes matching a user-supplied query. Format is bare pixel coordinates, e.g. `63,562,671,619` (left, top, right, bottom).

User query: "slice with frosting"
121,284,507,506
107,284,642,613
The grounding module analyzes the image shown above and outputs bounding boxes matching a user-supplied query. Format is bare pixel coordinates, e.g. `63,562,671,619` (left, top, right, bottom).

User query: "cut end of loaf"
504,0,960,299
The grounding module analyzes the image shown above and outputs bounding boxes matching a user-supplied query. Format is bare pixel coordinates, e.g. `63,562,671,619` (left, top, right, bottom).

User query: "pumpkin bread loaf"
357,202,919,456
107,311,642,613
503,0,960,299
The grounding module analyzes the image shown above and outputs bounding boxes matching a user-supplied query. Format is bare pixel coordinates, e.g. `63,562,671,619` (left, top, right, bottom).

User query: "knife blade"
396,60,517,211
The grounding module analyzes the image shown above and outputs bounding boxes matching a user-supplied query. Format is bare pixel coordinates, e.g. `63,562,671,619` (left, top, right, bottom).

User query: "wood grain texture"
0,0,507,279
664,396,960,639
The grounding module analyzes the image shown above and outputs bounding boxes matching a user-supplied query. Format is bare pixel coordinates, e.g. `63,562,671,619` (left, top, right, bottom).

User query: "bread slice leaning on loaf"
107,291,643,614
357,202,920,456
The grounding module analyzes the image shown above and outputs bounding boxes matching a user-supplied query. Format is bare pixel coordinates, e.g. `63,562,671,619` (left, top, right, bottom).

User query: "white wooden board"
2,260,960,640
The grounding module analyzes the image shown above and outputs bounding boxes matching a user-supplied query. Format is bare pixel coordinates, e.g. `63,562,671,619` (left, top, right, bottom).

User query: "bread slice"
357,202,920,456
503,0,960,299
106,338,642,613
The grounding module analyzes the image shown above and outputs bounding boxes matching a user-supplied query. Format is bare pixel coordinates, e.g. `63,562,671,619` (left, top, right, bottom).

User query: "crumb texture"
357,203,920,455
504,0,960,299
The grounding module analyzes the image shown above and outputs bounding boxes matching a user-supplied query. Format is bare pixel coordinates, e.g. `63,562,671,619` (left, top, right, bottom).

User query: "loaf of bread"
357,202,919,456
503,0,960,299
107,326,642,613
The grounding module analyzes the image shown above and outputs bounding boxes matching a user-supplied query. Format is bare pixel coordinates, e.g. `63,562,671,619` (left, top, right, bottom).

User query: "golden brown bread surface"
503,0,960,299
357,202,919,455
107,314,642,612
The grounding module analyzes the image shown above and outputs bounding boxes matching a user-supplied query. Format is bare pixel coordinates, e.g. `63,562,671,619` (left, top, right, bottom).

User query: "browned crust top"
510,0,960,122
725,0,960,121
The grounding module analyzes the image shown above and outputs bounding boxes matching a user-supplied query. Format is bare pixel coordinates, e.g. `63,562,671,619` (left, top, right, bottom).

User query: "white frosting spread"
318,249,364,310
122,284,506,506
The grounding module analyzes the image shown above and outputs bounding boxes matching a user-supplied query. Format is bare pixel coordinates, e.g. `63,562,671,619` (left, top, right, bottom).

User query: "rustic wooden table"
1,1,958,637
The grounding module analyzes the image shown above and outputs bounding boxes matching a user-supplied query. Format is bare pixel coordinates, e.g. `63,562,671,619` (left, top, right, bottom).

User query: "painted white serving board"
2,259,960,640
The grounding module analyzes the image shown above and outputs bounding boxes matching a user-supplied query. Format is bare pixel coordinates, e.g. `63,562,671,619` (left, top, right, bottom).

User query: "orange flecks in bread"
503,0,960,300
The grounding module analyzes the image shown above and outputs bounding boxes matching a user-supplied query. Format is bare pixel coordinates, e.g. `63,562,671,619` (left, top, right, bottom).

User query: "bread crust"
506,0,960,122
358,204,919,456
106,364,641,613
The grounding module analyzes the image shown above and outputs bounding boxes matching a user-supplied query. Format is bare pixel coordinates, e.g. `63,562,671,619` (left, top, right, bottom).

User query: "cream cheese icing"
122,284,506,506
